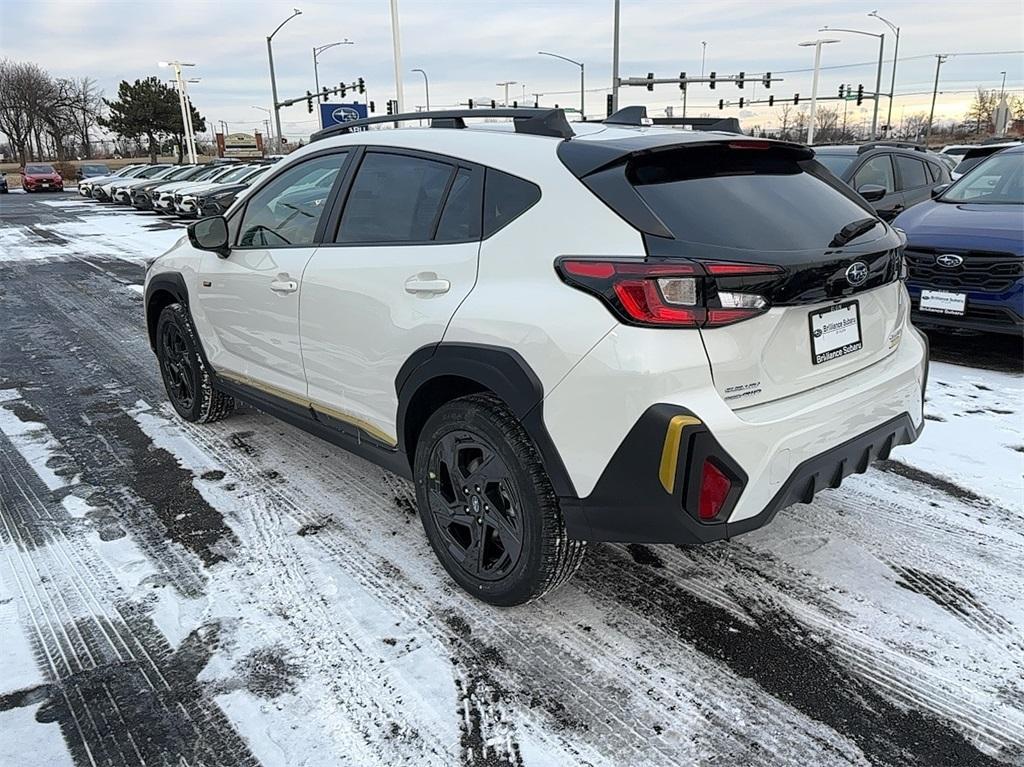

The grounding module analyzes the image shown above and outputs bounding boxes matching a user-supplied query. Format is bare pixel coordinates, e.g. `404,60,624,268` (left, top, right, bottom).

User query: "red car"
21,163,64,192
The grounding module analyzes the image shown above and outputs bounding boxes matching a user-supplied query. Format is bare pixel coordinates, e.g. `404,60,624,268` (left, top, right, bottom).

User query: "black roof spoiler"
310,108,574,142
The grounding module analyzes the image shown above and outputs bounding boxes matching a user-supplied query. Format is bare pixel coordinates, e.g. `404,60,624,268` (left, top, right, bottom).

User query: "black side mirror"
857,184,887,203
930,183,950,200
188,216,230,258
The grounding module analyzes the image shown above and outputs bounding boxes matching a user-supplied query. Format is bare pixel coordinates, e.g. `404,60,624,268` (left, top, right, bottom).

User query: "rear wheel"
155,302,234,423
413,393,586,606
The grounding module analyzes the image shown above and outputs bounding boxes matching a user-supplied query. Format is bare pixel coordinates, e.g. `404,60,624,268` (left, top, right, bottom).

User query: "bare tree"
964,88,998,135
776,103,793,141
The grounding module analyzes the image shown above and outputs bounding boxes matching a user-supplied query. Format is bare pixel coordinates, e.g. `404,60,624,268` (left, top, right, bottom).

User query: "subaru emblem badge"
845,261,869,286
936,253,964,269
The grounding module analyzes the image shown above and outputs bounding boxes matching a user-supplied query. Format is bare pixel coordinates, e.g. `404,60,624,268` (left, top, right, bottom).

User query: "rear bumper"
548,323,928,544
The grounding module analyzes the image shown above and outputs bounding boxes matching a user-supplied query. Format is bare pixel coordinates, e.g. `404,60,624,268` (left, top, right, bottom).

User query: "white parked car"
144,107,928,605
79,164,147,197
173,165,271,217
97,164,175,202
151,163,251,214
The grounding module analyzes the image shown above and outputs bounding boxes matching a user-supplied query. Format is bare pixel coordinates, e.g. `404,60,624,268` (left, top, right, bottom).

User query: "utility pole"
926,54,948,142
267,8,302,153
611,0,620,112
869,11,899,136
251,106,273,147
798,39,839,145
390,0,405,112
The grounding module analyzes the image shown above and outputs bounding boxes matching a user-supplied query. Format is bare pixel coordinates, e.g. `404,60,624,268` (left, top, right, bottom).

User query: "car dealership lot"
1,192,1022,766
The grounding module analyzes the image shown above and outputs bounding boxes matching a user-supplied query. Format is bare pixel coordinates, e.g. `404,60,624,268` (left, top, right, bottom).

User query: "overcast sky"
3,0,1022,140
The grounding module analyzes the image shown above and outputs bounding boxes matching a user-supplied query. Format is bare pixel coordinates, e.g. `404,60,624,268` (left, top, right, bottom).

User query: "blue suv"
894,145,1023,335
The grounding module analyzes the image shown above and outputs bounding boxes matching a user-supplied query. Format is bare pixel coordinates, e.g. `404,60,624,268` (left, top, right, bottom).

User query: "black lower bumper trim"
561,407,923,545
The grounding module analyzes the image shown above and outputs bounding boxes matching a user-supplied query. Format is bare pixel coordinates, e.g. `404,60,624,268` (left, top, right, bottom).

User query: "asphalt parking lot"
1,190,1022,767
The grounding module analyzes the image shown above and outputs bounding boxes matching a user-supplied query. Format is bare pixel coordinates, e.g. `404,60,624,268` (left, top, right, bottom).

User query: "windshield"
814,153,856,177
942,147,970,157
25,164,55,174
82,164,109,173
629,144,876,250
240,167,269,183
942,152,1023,204
161,165,198,180
139,165,172,178
123,166,150,177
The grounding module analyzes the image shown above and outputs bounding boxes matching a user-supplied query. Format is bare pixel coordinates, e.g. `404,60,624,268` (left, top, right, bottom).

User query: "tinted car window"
483,169,541,237
238,153,347,248
853,154,895,192
337,152,453,243
895,155,928,189
942,152,1023,204
628,144,877,251
435,168,481,242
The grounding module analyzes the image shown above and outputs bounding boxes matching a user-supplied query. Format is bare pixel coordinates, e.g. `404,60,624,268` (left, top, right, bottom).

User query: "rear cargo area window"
483,169,540,238
628,145,877,251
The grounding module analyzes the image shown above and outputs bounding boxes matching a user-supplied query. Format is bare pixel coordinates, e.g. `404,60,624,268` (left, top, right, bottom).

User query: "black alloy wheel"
159,320,196,412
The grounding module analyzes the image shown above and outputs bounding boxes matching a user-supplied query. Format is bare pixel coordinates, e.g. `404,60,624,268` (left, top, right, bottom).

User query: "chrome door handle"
405,274,450,294
270,279,298,294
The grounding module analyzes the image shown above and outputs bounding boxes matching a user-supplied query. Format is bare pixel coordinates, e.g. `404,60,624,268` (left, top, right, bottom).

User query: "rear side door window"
336,152,454,243
237,153,348,248
852,154,895,193
895,155,929,190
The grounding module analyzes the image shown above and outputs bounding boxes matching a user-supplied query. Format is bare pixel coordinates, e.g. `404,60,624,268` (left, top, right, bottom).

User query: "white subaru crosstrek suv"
144,107,927,606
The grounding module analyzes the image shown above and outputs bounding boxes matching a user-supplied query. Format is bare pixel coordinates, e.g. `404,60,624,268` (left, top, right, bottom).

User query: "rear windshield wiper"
829,217,880,248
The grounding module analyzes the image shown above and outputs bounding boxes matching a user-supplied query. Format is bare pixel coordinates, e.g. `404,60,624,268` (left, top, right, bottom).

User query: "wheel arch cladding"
145,272,190,351
395,343,580,503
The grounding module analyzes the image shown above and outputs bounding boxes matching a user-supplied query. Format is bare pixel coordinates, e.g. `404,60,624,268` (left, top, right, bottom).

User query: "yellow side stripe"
217,369,398,447
658,415,702,494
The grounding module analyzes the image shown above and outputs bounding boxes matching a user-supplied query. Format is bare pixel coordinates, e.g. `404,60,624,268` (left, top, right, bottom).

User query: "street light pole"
411,68,430,111
313,40,354,101
868,11,899,136
1000,71,1007,98
700,41,707,77
926,54,948,142
159,61,198,163
267,8,302,153
611,0,620,112
538,51,585,118
251,106,273,148
799,39,839,145
496,81,517,107
821,26,884,139
389,0,405,112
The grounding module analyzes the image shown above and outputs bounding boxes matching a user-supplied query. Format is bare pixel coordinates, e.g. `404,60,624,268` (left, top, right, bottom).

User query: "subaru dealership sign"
319,102,368,129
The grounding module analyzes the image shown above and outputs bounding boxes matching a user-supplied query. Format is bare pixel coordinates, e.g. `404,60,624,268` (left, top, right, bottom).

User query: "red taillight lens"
698,460,731,520
555,258,777,329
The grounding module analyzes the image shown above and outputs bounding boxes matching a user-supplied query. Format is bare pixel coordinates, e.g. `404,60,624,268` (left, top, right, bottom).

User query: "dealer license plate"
809,301,863,365
919,290,966,316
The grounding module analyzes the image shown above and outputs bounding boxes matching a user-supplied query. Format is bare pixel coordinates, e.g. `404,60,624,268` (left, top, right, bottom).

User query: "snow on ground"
1,193,1022,766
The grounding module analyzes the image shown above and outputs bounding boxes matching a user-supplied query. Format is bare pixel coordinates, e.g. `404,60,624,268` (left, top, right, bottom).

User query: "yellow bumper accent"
658,415,702,494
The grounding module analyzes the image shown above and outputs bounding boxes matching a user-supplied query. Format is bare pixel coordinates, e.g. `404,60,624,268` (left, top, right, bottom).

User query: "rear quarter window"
483,169,540,238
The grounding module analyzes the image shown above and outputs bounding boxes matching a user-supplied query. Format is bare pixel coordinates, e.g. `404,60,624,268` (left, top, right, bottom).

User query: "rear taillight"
556,257,781,328
698,460,731,520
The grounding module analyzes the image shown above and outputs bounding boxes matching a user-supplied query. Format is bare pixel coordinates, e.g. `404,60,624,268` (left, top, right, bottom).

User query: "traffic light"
739,97,744,108
386,100,393,115
794,93,800,105
369,100,375,113
856,84,864,106
646,72,654,92
768,94,774,107
322,87,329,103
737,71,745,89
718,99,724,110
468,98,474,109
679,72,686,91
839,84,845,99
306,90,313,113
490,99,496,109
606,93,613,116
709,71,716,89
340,82,347,97
512,100,518,108
357,77,365,94
763,72,771,89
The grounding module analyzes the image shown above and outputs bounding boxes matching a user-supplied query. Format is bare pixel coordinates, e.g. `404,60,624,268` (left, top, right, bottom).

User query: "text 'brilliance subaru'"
144,107,928,605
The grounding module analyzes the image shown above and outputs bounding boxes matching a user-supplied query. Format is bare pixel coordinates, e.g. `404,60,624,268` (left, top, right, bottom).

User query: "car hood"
25,173,61,181
173,180,225,195
893,200,1024,255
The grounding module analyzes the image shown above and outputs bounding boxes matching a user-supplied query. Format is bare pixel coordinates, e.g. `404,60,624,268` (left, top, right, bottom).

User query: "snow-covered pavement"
1,192,1022,767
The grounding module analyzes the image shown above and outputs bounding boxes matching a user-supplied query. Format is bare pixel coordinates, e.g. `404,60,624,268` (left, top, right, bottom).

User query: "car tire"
155,302,234,424
413,393,586,606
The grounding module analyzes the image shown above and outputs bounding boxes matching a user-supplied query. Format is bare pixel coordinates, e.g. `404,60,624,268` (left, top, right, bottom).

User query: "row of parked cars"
814,139,1022,336
76,159,277,217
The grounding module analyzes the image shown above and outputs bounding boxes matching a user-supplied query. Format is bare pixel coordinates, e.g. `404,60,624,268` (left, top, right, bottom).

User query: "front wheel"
413,393,586,606
155,302,234,423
